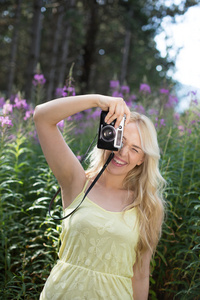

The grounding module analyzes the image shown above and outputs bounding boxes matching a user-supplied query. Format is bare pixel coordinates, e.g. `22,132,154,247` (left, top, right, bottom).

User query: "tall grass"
0,83,199,299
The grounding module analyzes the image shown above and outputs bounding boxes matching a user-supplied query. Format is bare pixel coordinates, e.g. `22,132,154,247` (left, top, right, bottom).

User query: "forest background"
0,0,200,299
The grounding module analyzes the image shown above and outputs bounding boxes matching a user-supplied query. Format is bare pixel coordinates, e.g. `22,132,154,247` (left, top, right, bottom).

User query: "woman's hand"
98,95,130,128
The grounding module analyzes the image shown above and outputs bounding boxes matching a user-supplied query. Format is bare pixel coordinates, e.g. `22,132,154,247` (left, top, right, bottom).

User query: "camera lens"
101,125,116,142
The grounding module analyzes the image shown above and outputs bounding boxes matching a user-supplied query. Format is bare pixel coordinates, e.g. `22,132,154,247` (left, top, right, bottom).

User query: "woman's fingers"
105,98,130,128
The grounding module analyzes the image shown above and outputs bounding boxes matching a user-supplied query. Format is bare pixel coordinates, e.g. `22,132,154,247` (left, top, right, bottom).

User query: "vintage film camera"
97,111,125,151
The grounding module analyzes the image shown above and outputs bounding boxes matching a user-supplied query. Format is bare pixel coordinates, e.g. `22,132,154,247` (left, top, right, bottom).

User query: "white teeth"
114,158,126,165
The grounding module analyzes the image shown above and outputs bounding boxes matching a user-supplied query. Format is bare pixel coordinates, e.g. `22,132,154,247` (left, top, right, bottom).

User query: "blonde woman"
34,94,165,300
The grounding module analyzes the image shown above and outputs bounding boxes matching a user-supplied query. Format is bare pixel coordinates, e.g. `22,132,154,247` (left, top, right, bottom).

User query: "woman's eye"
132,148,138,153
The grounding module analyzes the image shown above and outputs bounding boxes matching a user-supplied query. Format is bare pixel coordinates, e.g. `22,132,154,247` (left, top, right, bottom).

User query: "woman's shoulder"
61,172,87,210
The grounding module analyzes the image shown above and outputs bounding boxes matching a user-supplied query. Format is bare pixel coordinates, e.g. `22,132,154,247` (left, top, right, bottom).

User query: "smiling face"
105,122,144,180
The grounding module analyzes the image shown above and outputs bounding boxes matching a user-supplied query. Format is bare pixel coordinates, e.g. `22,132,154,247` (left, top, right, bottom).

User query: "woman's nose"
119,144,128,156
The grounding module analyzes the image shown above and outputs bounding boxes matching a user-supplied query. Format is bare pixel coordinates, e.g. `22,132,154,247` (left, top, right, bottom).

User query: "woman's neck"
98,171,125,190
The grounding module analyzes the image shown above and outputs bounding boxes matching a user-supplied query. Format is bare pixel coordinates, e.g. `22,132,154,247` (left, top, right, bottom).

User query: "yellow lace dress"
40,181,139,300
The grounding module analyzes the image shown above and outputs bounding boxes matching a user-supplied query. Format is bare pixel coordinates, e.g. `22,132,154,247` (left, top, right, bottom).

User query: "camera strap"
48,135,114,221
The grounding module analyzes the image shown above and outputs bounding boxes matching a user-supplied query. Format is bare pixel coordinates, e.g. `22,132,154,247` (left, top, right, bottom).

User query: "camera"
97,111,125,151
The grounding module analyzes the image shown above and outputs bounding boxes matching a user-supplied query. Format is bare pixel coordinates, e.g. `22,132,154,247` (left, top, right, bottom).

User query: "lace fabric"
40,181,139,300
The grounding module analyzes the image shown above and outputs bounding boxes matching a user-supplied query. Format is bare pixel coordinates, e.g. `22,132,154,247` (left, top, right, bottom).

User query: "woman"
34,94,166,300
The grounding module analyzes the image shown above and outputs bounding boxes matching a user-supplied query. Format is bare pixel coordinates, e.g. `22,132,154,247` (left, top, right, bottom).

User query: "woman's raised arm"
33,94,130,208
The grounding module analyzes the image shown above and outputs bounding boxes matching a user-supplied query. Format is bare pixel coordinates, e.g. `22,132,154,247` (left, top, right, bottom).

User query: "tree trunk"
80,0,100,94
7,0,22,98
120,8,134,85
24,0,43,102
57,0,76,89
46,5,64,100
120,29,132,85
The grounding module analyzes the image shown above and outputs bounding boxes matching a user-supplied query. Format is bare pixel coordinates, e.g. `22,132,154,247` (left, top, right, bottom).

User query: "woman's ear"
136,159,144,166
136,154,145,166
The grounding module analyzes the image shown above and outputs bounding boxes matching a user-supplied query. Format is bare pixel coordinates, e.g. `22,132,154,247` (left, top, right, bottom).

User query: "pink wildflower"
3,103,13,115
32,74,46,86
57,120,65,129
24,110,34,120
0,116,13,127
192,99,198,105
112,91,123,97
149,108,158,116
55,88,64,97
160,119,166,127
121,85,130,94
174,113,180,121
178,125,184,132
165,95,178,108
0,97,5,107
90,110,101,120
139,83,151,94
62,86,76,97
129,94,137,101
110,80,120,89
134,104,145,114
14,96,29,110
160,88,169,94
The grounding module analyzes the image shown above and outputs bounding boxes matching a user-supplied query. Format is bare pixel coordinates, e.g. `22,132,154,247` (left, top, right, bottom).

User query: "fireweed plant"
0,77,199,300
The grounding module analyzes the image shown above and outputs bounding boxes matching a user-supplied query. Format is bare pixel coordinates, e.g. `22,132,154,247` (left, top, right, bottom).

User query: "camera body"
97,111,125,151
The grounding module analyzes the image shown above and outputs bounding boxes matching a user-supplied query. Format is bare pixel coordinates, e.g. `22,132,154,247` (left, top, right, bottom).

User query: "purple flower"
3,103,13,115
77,155,82,161
55,88,64,98
32,74,46,86
110,80,120,89
89,110,101,120
139,83,151,94
112,91,123,98
0,97,5,107
134,104,145,114
74,112,83,121
24,110,34,121
74,128,85,135
188,90,197,96
190,120,196,125
67,86,76,96
165,95,178,108
121,85,130,94
192,99,198,105
67,116,74,121
85,108,92,114
13,96,29,110
174,113,180,121
160,88,169,94
129,94,137,101
125,100,132,108
160,118,166,127
187,128,192,135
57,120,65,129
178,125,184,132
0,116,13,127
62,86,76,97
149,108,159,116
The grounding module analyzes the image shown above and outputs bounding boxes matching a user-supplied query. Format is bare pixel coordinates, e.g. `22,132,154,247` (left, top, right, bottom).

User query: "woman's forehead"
124,122,142,144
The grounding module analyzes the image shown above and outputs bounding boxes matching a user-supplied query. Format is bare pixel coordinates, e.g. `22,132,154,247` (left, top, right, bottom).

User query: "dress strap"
83,179,90,193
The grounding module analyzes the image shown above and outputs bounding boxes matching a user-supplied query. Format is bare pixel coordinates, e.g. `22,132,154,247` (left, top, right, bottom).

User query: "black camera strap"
48,135,114,221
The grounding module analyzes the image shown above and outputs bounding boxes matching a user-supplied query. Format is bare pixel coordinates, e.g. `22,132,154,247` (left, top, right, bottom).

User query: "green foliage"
0,85,200,299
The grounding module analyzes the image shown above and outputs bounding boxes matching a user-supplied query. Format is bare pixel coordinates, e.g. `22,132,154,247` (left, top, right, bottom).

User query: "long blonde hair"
86,111,166,264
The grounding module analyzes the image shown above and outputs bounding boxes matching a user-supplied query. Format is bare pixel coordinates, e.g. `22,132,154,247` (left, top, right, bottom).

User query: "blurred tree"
24,0,43,101
7,0,22,98
56,0,76,94
0,0,199,101
46,3,65,100
79,0,101,94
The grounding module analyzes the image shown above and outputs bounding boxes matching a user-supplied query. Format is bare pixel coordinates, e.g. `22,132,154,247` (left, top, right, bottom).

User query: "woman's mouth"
112,155,127,167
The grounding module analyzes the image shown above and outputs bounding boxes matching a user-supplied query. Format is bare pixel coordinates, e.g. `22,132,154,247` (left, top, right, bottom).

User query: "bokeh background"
0,1,200,299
